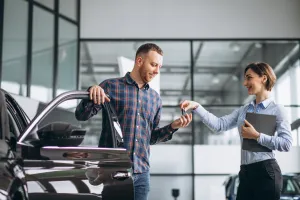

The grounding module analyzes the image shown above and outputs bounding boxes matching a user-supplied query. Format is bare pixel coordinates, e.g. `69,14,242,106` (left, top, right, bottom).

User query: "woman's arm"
258,105,293,152
194,105,241,133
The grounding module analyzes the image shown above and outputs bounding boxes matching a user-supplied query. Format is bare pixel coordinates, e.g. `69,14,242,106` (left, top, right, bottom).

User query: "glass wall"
80,40,300,146
57,19,77,92
1,0,28,96
0,0,79,104
79,39,300,200
30,5,54,102
34,0,54,9
59,0,77,21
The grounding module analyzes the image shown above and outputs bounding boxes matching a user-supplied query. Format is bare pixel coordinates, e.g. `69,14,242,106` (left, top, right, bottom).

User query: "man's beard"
139,68,150,83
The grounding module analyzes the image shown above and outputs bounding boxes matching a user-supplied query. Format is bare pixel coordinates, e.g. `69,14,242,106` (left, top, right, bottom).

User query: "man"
75,43,192,200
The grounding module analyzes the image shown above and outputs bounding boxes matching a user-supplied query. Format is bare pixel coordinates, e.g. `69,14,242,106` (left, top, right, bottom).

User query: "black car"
0,89,134,200
224,173,300,200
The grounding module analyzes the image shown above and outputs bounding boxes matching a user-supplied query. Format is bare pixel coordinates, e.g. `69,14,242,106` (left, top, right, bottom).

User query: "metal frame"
0,0,4,86
18,91,89,143
22,0,80,98
52,0,59,98
26,0,33,97
76,0,81,90
190,40,195,200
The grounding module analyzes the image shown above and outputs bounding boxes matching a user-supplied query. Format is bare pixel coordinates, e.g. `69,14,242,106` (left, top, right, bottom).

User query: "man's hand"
241,120,260,139
180,100,200,112
89,85,110,105
171,113,193,129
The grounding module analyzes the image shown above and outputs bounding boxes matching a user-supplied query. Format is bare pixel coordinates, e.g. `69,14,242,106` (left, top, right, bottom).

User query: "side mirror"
37,122,86,147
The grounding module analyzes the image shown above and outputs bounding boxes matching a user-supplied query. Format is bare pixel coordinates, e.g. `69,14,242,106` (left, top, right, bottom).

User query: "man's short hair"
135,43,163,59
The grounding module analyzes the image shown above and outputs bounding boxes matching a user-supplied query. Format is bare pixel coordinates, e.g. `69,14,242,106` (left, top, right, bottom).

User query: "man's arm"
75,99,102,121
150,102,192,145
75,82,110,121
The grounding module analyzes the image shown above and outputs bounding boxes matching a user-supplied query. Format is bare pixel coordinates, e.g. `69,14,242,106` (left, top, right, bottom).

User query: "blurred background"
1,0,300,199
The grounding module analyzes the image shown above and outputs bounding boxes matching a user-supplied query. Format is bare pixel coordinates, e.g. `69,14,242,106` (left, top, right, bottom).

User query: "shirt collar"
249,97,273,109
125,72,149,90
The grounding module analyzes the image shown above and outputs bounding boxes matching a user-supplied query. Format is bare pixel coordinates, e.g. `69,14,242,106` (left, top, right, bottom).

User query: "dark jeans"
237,159,283,200
133,171,150,200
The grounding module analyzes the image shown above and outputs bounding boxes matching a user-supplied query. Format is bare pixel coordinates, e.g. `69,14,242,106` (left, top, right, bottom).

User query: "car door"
0,90,28,200
16,91,134,200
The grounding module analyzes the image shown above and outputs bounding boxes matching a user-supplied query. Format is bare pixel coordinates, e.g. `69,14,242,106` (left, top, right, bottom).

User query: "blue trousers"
132,171,150,200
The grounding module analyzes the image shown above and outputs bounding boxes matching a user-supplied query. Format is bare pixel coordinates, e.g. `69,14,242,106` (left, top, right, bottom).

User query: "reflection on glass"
34,0,54,9
1,0,28,96
31,6,54,102
59,0,77,21
49,181,77,193
57,19,77,94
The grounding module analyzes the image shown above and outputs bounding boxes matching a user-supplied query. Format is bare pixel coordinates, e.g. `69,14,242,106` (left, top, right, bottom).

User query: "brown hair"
244,62,276,91
135,43,163,59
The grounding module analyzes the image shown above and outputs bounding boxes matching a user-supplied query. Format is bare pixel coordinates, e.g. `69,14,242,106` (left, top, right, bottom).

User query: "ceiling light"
212,76,220,84
230,42,240,52
231,75,238,82
255,42,262,48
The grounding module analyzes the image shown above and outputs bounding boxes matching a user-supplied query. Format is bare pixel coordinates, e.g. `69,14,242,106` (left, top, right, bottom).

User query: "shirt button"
139,100,141,103
134,152,136,155
136,125,139,128
136,139,138,142
137,113,140,115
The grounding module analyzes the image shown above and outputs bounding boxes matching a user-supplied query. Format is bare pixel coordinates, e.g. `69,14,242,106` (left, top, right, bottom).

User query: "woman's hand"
242,120,260,140
180,100,200,112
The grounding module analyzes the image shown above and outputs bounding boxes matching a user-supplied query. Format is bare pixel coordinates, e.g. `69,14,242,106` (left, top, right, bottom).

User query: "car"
0,89,134,200
224,173,300,200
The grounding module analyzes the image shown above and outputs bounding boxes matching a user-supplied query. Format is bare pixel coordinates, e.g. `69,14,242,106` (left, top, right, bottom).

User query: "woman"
180,62,292,200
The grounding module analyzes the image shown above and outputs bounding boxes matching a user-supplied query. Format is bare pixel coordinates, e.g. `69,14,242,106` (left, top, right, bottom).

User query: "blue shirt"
194,97,293,165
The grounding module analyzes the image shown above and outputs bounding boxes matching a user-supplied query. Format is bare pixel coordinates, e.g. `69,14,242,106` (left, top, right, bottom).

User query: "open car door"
16,91,134,200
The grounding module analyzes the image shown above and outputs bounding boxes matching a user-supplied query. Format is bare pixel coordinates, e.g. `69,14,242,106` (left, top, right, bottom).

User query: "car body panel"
0,89,134,200
224,174,300,200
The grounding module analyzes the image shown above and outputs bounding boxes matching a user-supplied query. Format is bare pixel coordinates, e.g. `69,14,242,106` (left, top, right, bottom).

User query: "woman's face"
243,68,267,95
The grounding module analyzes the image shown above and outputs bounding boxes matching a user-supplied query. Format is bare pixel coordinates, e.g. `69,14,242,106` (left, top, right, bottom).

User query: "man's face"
137,50,163,83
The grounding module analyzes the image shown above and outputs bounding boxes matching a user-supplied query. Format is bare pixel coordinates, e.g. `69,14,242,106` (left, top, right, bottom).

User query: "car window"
282,178,300,195
36,99,117,148
7,110,21,139
6,101,27,135
233,176,239,195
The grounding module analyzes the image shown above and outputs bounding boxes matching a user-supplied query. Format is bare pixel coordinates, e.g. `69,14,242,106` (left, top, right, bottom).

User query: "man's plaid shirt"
75,72,177,173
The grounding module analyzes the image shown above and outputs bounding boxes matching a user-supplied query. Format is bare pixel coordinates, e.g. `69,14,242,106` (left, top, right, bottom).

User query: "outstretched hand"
180,100,200,112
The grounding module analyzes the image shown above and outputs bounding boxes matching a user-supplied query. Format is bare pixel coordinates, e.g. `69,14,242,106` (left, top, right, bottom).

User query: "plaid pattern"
75,72,177,173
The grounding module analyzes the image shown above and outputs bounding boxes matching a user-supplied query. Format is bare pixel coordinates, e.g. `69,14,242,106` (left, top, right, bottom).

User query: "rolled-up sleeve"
258,105,293,152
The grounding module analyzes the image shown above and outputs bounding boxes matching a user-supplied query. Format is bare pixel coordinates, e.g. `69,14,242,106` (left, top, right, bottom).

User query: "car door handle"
111,171,130,181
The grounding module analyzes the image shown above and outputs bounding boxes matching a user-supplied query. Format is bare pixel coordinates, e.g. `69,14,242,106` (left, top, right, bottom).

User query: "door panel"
24,147,134,200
